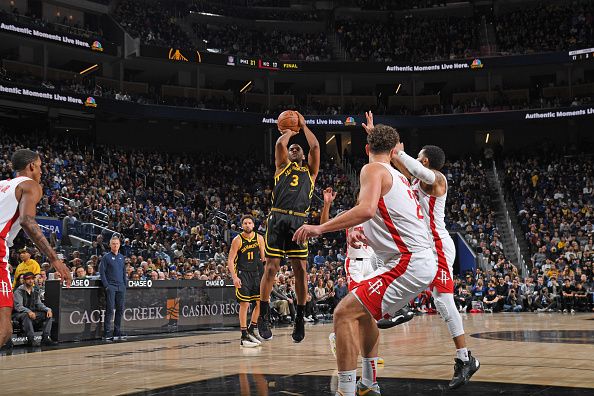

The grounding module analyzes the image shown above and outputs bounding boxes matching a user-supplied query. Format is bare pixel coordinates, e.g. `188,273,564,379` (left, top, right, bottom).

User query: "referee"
99,235,127,341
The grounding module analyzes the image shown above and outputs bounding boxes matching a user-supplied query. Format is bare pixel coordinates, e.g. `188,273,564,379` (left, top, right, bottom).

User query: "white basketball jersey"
0,177,31,265
362,163,432,262
346,224,374,259
412,178,452,243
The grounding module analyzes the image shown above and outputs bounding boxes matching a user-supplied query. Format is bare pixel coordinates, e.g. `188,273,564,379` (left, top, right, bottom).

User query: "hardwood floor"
1,313,593,395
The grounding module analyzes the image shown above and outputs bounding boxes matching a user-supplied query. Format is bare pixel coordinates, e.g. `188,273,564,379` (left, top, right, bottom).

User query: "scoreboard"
229,55,300,71
569,47,594,62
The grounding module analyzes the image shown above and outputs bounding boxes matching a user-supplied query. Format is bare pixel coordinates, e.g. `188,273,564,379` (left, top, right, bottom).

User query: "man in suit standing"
99,235,127,341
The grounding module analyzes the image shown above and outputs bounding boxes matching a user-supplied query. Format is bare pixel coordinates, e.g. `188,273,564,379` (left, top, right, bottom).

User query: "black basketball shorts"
236,270,261,302
264,212,308,259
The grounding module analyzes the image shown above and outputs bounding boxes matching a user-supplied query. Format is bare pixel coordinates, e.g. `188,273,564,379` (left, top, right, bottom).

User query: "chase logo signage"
128,280,153,288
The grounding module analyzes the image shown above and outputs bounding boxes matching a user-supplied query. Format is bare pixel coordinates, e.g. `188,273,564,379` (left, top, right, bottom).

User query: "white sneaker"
251,328,264,343
571,309,575,313
241,336,259,348
247,333,262,345
303,316,313,322
329,332,337,359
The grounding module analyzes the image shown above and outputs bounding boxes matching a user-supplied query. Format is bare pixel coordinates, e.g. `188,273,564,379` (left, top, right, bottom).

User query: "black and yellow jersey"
272,161,314,214
235,233,261,272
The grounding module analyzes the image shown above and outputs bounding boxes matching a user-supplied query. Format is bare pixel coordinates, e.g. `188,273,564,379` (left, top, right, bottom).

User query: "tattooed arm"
17,180,73,284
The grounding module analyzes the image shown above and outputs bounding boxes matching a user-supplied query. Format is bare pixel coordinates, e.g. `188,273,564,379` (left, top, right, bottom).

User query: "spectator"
12,272,57,346
12,248,40,289
74,266,86,279
313,250,326,268
483,288,501,313
504,289,523,312
334,278,348,303
561,278,575,313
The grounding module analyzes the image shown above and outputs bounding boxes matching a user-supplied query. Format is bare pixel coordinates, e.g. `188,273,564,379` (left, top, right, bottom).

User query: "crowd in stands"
1,130,355,319
336,16,477,62
192,23,330,61
0,6,102,40
113,0,190,48
356,0,453,11
188,1,325,21
495,1,594,55
2,126,592,320
500,153,593,312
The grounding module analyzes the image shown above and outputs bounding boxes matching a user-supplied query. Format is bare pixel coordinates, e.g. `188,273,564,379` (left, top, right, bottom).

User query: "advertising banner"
0,16,116,55
36,216,63,239
45,280,239,341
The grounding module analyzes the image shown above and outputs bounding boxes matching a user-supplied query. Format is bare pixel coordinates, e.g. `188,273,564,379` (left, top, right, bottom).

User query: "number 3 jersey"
272,161,314,213
362,163,432,262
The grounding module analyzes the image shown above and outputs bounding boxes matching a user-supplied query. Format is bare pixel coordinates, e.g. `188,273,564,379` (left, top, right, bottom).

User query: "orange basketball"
277,110,300,132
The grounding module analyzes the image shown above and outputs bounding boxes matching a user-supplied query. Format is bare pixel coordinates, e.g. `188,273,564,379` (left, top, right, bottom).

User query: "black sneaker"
41,337,58,346
258,310,273,341
449,351,480,389
292,316,305,343
377,306,415,329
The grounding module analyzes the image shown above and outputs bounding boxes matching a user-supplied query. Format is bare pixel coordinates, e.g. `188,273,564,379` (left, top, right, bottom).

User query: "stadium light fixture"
79,64,99,75
239,81,253,93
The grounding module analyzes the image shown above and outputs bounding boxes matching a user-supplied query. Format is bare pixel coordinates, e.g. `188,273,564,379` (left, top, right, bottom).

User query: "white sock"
361,357,378,386
456,347,469,362
337,370,357,396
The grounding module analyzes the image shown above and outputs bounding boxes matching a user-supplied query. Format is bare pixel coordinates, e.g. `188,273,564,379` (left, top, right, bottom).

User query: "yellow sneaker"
377,357,384,365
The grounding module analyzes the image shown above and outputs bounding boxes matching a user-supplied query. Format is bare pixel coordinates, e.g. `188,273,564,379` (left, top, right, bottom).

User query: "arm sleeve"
397,151,436,184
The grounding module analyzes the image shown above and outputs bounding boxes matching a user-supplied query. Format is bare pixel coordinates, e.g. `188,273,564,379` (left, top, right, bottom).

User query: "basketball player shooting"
364,111,480,388
294,124,437,396
259,111,320,343
0,149,72,348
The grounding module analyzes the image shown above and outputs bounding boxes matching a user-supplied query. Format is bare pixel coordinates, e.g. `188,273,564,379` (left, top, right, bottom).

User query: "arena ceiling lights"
79,64,99,76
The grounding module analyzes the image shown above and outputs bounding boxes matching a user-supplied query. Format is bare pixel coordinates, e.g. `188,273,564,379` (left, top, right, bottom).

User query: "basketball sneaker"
292,316,305,343
240,334,259,348
329,332,337,358
376,306,415,329
377,357,384,365
250,327,264,343
258,311,273,341
356,380,381,396
449,351,480,389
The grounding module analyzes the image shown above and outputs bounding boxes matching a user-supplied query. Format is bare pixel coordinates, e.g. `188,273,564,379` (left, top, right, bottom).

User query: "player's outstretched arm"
293,163,385,244
296,112,320,180
18,180,72,284
275,129,300,174
393,142,436,184
320,187,337,225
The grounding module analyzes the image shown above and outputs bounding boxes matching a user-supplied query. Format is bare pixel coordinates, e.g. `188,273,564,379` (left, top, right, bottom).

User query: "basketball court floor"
1,313,593,395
